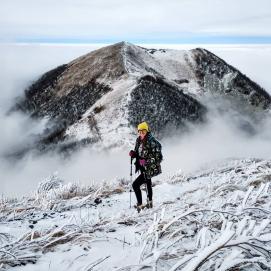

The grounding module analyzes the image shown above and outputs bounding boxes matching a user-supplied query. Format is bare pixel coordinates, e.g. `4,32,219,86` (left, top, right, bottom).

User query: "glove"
129,150,137,158
139,159,146,167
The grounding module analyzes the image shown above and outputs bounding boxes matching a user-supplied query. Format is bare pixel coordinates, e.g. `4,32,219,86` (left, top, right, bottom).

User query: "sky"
1,0,271,44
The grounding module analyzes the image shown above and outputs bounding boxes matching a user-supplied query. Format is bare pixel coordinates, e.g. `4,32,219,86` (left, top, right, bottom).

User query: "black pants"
132,173,152,205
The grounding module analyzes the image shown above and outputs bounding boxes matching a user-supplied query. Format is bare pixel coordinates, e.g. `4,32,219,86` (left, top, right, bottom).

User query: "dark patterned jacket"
134,132,163,179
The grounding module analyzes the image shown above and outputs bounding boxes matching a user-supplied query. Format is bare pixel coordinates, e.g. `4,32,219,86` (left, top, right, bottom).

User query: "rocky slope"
13,42,271,153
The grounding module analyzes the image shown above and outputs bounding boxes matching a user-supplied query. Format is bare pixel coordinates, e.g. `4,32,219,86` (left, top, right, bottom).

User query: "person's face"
138,129,147,140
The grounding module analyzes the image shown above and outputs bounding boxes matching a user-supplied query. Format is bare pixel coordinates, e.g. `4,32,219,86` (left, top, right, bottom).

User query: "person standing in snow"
129,122,163,212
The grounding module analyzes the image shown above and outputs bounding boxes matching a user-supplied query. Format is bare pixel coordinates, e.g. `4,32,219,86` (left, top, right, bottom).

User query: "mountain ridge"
12,41,271,154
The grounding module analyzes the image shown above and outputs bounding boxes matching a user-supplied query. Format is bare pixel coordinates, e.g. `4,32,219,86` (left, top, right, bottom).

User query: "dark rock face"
29,80,110,123
192,48,271,110
128,75,206,137
15,64,68,113
15,72,112,152
12,56,113,155
15,43,124,124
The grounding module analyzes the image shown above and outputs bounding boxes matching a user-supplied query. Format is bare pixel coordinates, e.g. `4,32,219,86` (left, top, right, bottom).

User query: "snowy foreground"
1,159,271,271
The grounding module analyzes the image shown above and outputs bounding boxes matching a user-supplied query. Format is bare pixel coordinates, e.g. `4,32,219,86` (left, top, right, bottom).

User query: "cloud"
161,109,271,176
0,148,130,198
1,0,271,43
0,43,125,198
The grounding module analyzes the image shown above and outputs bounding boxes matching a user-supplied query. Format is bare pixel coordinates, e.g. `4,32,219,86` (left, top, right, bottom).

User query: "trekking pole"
130,157,133,208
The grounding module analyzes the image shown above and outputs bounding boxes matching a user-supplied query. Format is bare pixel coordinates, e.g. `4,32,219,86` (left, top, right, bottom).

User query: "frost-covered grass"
0,158,271,270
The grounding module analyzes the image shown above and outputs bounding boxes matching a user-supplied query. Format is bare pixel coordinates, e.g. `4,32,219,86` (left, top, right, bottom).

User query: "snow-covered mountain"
14,42,271,153
1,158,271,270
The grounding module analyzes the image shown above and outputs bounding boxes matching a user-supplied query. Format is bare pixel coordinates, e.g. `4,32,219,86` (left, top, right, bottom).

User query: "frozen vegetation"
0,158,271,270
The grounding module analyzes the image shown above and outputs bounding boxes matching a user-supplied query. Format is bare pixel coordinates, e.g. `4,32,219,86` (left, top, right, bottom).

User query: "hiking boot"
147,200,153,208
134,204,145,213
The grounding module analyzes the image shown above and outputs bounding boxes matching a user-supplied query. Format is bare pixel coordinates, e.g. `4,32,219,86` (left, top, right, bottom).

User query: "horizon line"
2,42,271,47
2,35,271,45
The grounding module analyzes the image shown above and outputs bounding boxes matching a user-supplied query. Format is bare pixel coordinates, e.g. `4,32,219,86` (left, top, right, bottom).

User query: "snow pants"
132,173,152,205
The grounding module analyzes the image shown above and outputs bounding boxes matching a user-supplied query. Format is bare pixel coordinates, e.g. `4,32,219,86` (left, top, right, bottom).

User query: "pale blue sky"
1,0,271,44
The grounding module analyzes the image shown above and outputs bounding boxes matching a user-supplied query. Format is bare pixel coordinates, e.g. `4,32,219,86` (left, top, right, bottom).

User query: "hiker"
129,121,163,212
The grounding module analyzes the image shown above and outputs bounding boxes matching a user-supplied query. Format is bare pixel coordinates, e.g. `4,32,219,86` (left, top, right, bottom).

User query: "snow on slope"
65,77,138,148
122,42,200,95
149,48,201,96
1,158,271,270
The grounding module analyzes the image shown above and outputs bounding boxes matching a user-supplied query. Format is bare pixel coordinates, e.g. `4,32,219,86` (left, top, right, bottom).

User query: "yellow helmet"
137,121,149,132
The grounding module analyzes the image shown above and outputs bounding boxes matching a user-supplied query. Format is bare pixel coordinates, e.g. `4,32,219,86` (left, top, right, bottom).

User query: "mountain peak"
13,42,271,155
